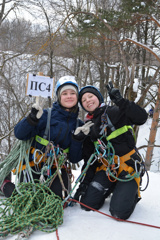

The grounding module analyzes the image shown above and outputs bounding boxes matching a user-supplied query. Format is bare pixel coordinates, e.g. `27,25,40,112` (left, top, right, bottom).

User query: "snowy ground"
5,171,160,240
2,119,160,240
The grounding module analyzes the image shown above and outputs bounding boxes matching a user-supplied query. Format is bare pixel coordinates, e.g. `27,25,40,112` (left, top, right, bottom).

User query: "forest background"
0,0,160,172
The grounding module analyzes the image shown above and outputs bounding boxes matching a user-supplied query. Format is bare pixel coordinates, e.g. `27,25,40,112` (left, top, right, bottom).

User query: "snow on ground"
6,171,160,240
3,119,160,240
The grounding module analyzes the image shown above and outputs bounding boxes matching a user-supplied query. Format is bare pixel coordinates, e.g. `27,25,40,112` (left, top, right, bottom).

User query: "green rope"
0,182,63,238
0,137,67,195
0,139,68,239
65,139,141,202
0,139,33,187
62,152,97,205
95,139,141,182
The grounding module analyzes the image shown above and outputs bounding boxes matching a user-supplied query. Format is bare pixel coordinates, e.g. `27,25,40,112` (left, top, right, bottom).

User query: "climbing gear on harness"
8,138,68,196
99,108,136,143
98,103,136,142
100,105,111,136
12,108,69,175
93,138,144,197
35,135,69,152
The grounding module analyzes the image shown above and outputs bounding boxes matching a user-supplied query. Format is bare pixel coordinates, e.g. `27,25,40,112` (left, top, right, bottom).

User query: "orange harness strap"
96,149,141,197
12,147,47,174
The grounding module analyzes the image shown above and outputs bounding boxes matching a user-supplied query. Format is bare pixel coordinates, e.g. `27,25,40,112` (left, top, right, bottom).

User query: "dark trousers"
80,170,138,220
19,167,68,199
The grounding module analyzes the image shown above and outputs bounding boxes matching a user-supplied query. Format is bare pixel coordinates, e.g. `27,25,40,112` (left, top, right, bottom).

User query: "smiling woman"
81,92,100,113
60,89,78,110
56,75,79,111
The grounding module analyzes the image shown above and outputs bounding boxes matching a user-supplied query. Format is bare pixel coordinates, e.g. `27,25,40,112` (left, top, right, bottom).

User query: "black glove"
74,183,88,201
1,179,15,198
106,81,122,104
27,103,43,126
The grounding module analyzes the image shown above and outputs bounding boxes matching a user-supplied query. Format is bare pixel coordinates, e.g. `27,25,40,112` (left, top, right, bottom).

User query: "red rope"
68,198,160,230
56,229,60,240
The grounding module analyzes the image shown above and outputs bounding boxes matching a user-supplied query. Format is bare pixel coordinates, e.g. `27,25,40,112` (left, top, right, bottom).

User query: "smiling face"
81,92,100,113
60,89,78,110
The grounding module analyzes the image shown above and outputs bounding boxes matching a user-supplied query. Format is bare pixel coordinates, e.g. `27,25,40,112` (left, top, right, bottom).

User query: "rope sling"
0,138,68,239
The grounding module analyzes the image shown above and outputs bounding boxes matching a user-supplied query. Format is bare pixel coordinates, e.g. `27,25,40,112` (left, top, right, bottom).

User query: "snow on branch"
120,38,160,63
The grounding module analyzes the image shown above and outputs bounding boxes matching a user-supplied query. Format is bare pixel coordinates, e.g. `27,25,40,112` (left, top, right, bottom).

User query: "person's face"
60,89,77,109
81,92,99,113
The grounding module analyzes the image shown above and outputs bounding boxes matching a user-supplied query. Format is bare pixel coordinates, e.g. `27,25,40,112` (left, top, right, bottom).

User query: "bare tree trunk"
145,81,160,170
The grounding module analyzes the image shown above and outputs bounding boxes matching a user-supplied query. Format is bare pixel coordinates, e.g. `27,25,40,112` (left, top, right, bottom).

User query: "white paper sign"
26,74,54,98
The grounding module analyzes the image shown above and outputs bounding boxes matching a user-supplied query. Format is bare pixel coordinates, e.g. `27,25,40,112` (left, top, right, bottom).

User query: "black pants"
80,170,138,220
19,167,68,199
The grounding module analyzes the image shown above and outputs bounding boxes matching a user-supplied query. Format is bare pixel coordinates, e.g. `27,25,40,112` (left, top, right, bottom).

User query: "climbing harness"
93,139,142,182
99,104,136,142
91,106,146,196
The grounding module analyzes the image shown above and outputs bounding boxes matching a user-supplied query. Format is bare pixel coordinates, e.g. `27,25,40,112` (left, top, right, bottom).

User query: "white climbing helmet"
55,75,79,96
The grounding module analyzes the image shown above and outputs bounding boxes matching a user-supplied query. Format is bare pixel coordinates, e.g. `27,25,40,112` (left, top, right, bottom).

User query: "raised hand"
27,103,43,125
106,81,122,104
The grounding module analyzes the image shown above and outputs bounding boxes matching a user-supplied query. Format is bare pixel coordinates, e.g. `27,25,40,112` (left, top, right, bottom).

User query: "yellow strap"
94,125,135,146
63,148,69,153
35,135,49,146
35,135,69,153
106,125,134,141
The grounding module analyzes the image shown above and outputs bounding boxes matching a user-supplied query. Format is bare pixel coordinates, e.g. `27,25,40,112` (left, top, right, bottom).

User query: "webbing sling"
43,107,51,139
35,107,51,146
100,111,135,143
106,125,135,141
94,125,135,146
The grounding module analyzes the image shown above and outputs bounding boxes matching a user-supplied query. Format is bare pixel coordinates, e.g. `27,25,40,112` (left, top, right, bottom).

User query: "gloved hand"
74,183,88,201
106,81,122,104
73,121,94,141
27,103,43,125
1,179,15,198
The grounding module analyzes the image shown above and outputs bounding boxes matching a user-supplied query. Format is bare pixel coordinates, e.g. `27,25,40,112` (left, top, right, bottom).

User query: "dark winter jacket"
14,102,83,163
81,98,148,185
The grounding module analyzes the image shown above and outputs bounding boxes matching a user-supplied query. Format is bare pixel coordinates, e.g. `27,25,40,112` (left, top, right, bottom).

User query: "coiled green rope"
0,139,33,188
0,181,63,238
